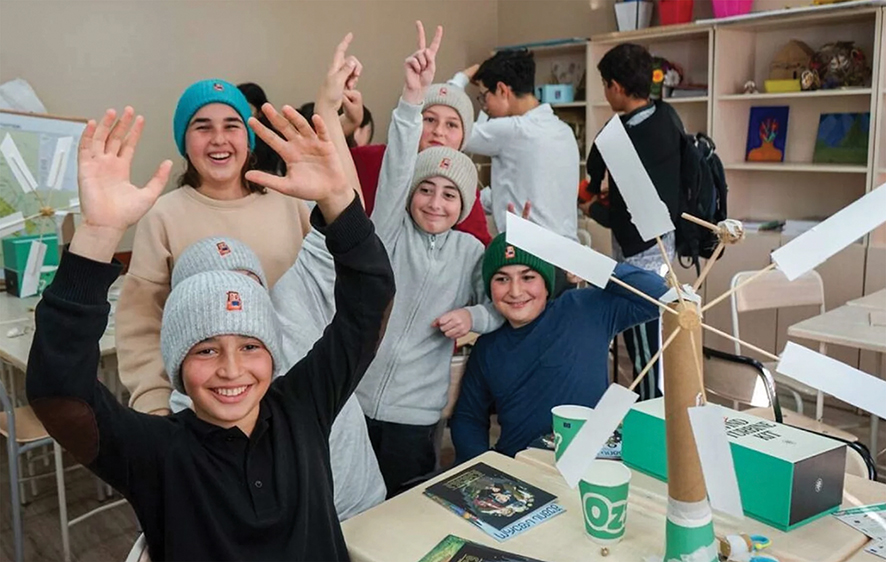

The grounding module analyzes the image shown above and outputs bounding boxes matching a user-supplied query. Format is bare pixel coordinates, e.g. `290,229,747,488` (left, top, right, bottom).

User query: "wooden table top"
788,304,886,355
848,289,886,311
342,449,882,562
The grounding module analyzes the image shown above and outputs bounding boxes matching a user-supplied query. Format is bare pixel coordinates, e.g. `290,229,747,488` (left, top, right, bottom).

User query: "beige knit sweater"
116,185,310,414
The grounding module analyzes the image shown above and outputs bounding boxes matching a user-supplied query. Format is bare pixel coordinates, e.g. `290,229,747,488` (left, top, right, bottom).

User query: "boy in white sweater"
360,22,502,496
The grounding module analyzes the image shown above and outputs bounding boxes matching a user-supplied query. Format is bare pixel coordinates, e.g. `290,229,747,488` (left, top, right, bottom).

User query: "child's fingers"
405,57,421,76
310,114,331,144
428,25,443,54
119,114,146,162
143,159,173,201
415,50,428,70
106,106,134,156
261,103,300,142
282,105,317,140
78,119,98,162
245,170,292,194
415,20,426,50
330,32,353,72
249,116,293,159
92,109,117,154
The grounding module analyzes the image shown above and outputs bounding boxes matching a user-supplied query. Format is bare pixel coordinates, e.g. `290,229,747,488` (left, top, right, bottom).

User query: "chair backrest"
442,354,469,420
732,269,825,313
702,347,783,422
730,269,825,355
124,533,151,562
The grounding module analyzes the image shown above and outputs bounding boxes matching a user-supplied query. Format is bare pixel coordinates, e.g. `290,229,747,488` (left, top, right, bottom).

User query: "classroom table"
341,449,883,562
787,303,886,468
847,288,886,311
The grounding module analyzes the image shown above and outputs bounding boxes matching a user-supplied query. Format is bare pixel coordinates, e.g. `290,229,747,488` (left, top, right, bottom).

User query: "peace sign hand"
403,21,443,104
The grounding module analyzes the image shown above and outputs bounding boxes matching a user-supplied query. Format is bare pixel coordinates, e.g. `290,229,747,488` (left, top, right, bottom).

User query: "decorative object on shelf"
769,39,815,81
712,0,753,18
742,81,758,94
659,0,694,26
614,0,653,32
813,112,870,165
745,106,789,163
550,60,586,99
763,79,801,93
800,69,821,91
669,85,708,98
537,84,575,104
651,57,683,99
810,41,871,89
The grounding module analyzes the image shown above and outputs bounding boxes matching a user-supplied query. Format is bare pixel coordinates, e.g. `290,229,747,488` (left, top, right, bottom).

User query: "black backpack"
675,131,728,275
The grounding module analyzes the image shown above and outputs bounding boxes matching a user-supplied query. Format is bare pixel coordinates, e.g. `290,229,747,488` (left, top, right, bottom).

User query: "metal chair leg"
54,441,71,562
4,393,24,562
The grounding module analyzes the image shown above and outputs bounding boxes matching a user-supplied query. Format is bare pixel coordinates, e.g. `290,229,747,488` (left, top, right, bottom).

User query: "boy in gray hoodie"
358,23,501,498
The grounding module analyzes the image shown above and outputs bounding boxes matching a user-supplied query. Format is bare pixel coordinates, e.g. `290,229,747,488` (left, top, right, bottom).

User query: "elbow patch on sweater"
31,397,99,465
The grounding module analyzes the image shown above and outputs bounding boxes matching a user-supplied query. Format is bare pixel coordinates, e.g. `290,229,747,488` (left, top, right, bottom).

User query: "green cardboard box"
622,398,846,531
2,234,60,297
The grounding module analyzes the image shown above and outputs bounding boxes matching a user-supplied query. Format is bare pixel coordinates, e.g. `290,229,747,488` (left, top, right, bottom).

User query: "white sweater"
450,72,581,241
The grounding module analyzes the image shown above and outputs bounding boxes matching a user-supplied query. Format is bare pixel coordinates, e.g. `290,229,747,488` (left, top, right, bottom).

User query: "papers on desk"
417,534,549,562
424,462,565,542
834,504,886,559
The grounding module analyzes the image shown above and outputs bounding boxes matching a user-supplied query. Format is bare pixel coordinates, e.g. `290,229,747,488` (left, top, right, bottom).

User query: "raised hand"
403,21,443,104
318,33,363,114
246,105,353,221
70,107,172,262
341,89,364,136
432,308,472,340
507,200,532,220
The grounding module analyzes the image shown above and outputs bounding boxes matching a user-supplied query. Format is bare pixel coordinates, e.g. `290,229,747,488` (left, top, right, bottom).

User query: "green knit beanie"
482,233,556,299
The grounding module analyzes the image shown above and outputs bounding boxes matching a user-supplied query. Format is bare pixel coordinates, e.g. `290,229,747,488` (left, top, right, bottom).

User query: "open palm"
77,107,171,232
245,105,348,202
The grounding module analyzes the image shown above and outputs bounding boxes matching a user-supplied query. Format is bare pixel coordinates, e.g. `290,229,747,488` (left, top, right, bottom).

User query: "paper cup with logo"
579,460,632,546
551,405,594,461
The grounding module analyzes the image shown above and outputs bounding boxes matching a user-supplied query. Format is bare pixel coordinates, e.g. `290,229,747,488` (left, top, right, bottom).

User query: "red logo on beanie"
226,291,242,311
439,158,451,170
213,82,224,91
440,87,448,96
216,241,231,256
505,246,516,259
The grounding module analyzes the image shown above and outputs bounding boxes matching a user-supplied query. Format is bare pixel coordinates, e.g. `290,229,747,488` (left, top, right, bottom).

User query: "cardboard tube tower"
662,301,717,561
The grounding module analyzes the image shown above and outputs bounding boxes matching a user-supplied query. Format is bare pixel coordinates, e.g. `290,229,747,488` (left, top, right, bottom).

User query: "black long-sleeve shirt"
26,197,395,562
587,100,691,257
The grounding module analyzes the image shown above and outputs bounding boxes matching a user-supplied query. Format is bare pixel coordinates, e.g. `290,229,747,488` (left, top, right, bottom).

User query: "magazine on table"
424,462,565,542
417,534,550,562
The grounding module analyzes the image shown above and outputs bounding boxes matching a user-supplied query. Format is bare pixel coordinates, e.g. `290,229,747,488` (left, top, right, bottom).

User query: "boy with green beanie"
26,101,394,561
450,233,667,464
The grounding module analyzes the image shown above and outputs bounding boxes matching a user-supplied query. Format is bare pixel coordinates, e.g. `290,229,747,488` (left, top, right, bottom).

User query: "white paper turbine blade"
0,212,26,238
688,404,744,519
505,213,617,288
772,184,886,281
556,384,638,488
594,116,675,242
777,342,886,421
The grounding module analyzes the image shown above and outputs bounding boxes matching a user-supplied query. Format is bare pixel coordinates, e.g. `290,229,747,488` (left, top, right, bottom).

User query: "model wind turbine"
0,131,81,296
505,114,886,561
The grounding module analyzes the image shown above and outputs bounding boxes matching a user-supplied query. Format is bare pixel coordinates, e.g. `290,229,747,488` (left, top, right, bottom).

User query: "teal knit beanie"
173,79,255,156
482,233,556,299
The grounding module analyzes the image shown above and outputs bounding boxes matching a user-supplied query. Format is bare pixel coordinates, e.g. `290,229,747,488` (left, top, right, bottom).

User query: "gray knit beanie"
161,271,283,395
171,236,267,290
423,84,474,149
409,146,478,224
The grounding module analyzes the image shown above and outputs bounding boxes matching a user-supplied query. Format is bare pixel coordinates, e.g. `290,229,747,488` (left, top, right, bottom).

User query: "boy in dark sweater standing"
583,43,692,401
449,234,666,464
26,97,394,560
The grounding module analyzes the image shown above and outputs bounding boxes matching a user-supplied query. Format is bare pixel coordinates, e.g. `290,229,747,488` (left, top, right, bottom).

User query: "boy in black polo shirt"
584,43,691,401
26,100,394,560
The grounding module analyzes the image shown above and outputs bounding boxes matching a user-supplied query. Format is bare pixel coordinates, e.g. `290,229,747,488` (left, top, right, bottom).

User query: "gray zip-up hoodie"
359,98,503,426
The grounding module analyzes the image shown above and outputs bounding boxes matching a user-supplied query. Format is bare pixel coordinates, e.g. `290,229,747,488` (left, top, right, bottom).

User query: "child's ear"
496,81,509,98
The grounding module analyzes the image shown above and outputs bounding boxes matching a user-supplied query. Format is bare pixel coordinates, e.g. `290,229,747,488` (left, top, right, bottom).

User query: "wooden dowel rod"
629,326,681,392
682,212,719,233
692,242,726,292
702,262,777,313
609,276,678,316
699,322,781,362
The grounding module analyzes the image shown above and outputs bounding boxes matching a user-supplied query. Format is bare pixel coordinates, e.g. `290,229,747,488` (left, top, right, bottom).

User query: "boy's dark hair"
237,82,269,109
597,43,653,100
474,49,536,96
347,105,374,148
